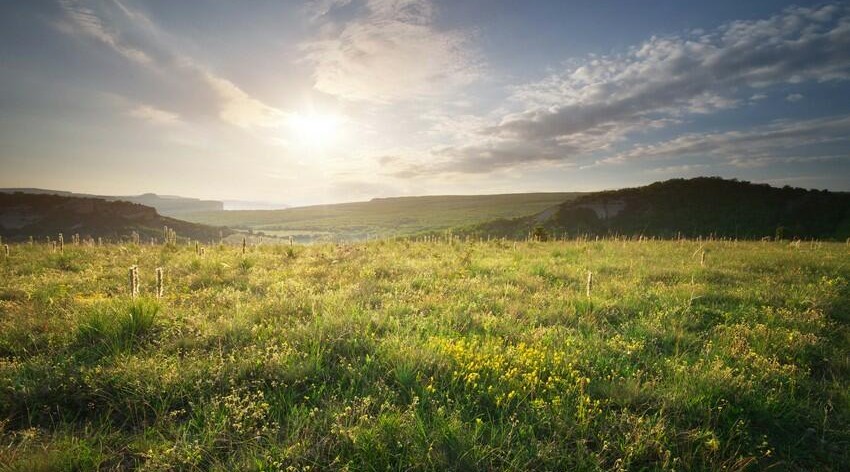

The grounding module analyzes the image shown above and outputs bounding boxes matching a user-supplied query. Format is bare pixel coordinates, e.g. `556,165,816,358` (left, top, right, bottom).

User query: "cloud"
386,115,676,176
599,115,850,167
381,139,576,177
57,0,286,130
127,104,179,125
786,93,804,102
495,4,850,142
646,163,711,175
398,4,850,176
302,0,480,102
306,0,353,20
201,72,285,129
58,0,151,64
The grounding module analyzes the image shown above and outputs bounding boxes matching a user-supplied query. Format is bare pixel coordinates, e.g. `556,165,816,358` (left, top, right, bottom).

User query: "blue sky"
1,0,849,205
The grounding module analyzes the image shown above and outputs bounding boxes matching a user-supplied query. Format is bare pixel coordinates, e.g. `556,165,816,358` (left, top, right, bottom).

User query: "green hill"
182,193,582,242
0,192,231,243
470,177,850,240
0,188,224,217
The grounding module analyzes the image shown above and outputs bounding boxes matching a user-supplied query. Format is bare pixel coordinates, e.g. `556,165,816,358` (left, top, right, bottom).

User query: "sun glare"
287,112,342,148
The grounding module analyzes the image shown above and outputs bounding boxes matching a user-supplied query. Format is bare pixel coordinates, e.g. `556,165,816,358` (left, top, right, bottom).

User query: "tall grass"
0,239,847,470
75,299,160,356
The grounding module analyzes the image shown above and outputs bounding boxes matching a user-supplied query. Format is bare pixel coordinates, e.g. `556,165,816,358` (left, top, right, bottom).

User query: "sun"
286,112,342,148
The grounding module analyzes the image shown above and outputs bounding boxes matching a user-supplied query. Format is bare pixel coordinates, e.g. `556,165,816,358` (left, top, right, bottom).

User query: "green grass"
0,239,848,470
182,193,581,242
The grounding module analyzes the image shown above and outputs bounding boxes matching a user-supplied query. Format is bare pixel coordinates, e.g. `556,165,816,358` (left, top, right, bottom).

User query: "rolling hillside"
0,188,224,217
182,193,582,242
470,178,850,240
0,192,231,243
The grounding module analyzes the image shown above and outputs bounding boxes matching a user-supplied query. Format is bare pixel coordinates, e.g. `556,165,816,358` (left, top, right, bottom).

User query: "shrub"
532,225,550,242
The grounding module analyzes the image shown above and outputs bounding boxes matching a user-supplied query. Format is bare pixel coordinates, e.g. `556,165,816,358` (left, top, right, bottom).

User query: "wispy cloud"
496,4,850,141
25,1,850,197
127,104,179,125
599,115,850,167
500,5,850,139
57,0,286,130
303,0,480,103
58,0,152,64
399,4,850,176
378,136,586,177
306,0,353,20
200,72,285,129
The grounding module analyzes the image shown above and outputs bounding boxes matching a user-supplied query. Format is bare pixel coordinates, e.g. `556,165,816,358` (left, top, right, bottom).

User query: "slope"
470,177,850,240
0,192,231,243
0,188,224,217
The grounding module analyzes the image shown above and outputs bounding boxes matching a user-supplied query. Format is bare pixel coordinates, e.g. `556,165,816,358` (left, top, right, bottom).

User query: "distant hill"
469,178,850,240
182,193,582,242
222,200,290,211
0,188,224,217
0,192,232,243
117,193,223,216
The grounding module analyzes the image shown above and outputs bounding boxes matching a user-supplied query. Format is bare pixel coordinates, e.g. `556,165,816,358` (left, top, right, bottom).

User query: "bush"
532,225,550,242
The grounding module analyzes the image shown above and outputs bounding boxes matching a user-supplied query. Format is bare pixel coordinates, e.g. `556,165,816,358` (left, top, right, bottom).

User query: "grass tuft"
76,299,160,356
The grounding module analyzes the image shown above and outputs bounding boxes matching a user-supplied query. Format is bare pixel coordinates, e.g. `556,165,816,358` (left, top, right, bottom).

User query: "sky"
1,0,849,206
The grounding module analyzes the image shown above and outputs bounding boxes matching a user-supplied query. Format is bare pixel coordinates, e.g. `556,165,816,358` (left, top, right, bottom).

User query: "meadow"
0,239,848,470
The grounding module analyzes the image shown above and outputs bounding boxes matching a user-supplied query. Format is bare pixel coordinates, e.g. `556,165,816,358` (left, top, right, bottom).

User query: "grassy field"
0,239,848,470
182,193,580,242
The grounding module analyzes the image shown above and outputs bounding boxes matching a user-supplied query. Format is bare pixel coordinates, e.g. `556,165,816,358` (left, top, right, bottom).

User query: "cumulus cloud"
398,4,850,176
302,0,480,102
58,0,286,130
786,93,805,102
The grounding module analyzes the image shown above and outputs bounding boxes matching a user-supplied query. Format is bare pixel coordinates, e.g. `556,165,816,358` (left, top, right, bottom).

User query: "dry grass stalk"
155,267,164,298
129,265,139,298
